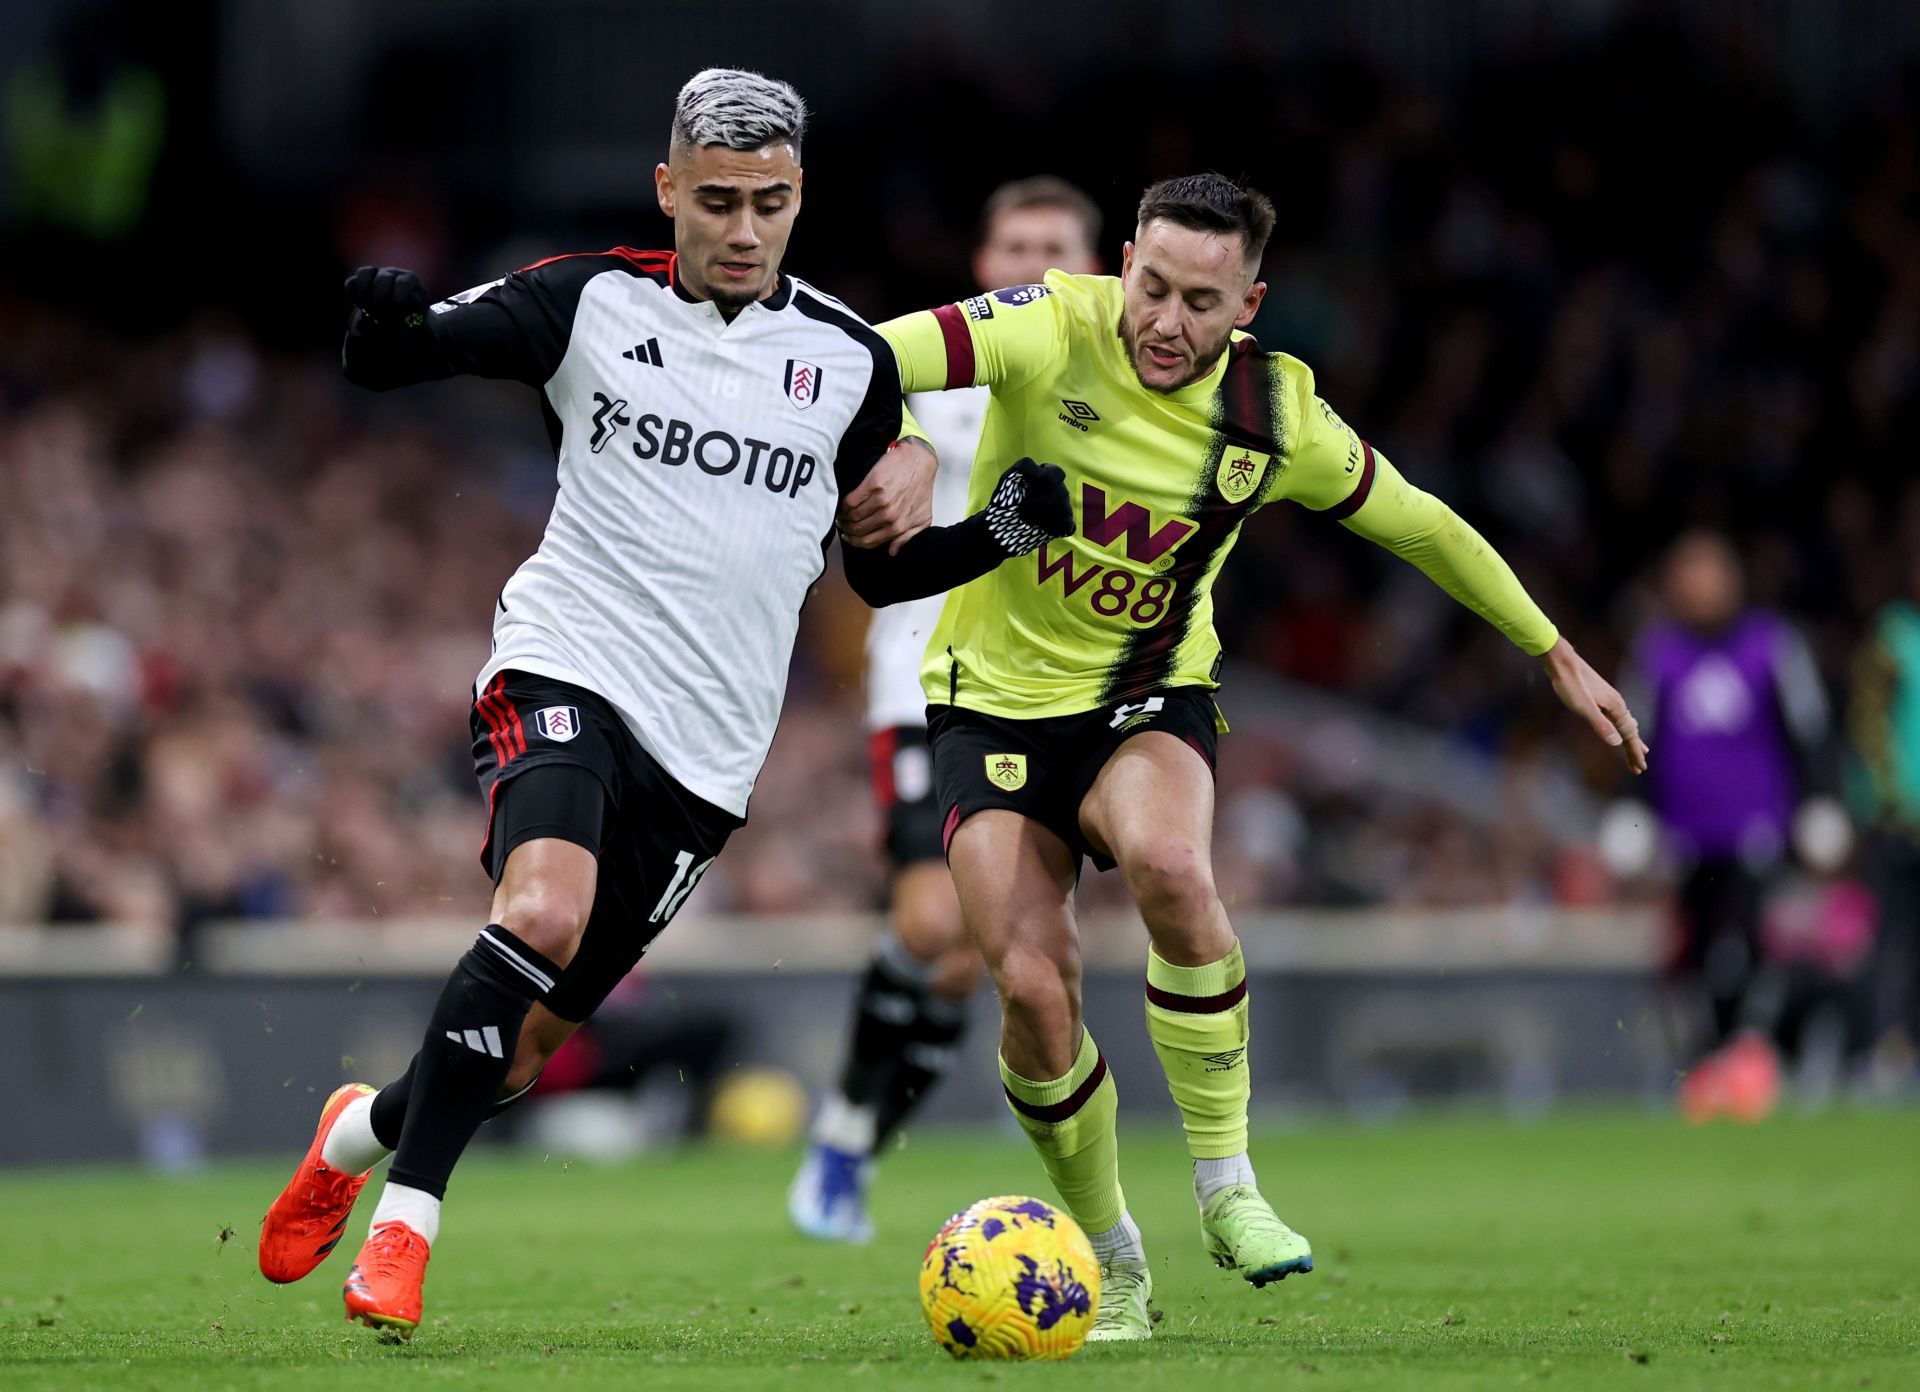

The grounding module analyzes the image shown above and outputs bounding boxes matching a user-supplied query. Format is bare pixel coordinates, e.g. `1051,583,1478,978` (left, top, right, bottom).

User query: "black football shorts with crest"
471,669,743,1021
926,687,1220,874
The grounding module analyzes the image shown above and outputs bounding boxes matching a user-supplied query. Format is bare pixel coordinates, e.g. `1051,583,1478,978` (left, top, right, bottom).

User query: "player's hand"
344,266,431,327
840,436,936,554
1539,637,1649,774
984,458,1073,557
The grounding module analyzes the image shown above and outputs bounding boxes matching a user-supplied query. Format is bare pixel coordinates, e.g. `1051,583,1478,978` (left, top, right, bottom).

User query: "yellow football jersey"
880,271,1557,718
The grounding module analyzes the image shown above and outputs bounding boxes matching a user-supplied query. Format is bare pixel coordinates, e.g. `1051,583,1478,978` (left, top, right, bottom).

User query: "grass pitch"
1,1108,1914,1390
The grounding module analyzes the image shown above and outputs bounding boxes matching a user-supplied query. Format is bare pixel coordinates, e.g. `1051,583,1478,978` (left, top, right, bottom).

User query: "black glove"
984,458,1074,557
344,266,431,327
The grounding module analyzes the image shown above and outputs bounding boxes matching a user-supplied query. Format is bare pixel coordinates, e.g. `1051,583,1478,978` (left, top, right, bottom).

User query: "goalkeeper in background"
791,177,1103,1243
876,172,1647,1339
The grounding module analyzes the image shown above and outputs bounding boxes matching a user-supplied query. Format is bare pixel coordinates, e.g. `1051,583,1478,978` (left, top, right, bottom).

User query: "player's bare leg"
950,810,1151,1339
1081,732,1313,1287
336,837,595,1337
794,859,981,1242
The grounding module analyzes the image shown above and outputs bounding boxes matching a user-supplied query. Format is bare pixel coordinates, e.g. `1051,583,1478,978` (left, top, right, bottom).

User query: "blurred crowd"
1,17,1918,971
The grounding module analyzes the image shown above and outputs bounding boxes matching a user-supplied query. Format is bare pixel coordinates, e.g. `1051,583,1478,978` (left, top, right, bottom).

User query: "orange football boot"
342,1221,431,1337
1677,1052,1728,1124
1720,1033,1783,1124
258,1083,379,1284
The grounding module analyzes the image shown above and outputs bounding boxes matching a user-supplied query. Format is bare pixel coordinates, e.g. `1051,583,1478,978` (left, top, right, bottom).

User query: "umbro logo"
622,338,665,367
446,1025,506,1058
1202,1047,1246,1073
1059,399,1099,432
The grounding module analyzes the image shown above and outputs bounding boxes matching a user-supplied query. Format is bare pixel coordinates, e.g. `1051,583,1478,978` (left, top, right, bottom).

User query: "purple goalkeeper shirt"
1631,612,1826,860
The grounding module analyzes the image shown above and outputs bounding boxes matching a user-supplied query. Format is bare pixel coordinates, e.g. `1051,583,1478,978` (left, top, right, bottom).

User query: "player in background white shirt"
792,179,1104,1242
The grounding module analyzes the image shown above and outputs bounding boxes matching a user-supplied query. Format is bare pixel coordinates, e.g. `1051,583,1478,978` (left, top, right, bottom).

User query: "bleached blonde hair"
671,68,807,158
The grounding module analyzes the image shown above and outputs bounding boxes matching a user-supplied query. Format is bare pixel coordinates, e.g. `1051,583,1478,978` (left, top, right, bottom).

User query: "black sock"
369,1058,543,1151
368,1057,415,1151
874,993,968,1147
836,935,935,1124
386,926,561,1200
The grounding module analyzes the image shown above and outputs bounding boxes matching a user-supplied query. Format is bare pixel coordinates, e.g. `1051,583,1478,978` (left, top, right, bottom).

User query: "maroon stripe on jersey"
1326,440,1377,521
941,805,961,854
1182,734,1214,770
1145,978,1248,1014
869,728,899,809
1003,1053,1109,1123
1098,346,1283,706
516,247,674,287
931,304,976,389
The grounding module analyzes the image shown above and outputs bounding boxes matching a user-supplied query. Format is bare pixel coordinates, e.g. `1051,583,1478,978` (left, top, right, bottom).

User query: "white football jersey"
863,386,987,730
419,249,905,816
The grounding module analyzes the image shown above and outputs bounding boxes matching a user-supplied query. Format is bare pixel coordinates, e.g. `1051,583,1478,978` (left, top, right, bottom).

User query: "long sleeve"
1338,457,1560,656
840,513,1008,607
1272,357,1559,657
342,257,607,391
878,275,1071,394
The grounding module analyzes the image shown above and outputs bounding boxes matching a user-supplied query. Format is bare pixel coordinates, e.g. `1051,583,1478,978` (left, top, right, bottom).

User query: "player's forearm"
843,457,1072,606
1341,460,1558,656
341,311,457,390
841,514,1006,607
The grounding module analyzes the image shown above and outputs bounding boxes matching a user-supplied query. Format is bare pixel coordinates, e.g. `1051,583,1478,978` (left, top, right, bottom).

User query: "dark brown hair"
980,176,1103,250
1136,173,1275,265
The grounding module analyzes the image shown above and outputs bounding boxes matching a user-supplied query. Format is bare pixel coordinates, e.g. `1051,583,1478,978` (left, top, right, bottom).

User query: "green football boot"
1085,1258,1153,1342
1199,1184,1313,1287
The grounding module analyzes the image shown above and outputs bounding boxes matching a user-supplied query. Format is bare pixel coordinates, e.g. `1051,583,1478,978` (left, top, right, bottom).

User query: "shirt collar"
670,262,793,314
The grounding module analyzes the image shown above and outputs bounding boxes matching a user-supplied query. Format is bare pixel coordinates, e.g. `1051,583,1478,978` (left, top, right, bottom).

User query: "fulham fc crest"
533,706,581,743
784,358,823,410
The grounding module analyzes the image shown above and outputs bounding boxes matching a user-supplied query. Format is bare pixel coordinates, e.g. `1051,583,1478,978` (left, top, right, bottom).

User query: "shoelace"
357,1224,427,1281
289,1166,362,1237
1092,1264,1149,1330
1215,1187,1295,1242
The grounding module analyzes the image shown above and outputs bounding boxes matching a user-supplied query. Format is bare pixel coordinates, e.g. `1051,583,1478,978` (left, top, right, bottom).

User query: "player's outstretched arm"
341,267,448,389
341,264,564,390
1337,458,1649,774
842,458,1072,608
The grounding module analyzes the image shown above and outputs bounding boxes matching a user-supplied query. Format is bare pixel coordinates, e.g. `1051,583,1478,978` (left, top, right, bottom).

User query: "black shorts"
473,670,743,1022
870,724,945,867
927,688,1221,874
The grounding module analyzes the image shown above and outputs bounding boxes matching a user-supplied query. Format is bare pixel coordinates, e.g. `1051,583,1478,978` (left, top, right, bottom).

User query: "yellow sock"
998,1028,1125,1234
1145,941,1250,1159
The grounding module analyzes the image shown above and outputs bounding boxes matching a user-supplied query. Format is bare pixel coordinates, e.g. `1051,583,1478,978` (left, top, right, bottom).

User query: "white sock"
1194,1152,1257,1207
812,1092,878,1156
319,1093,391,1175
1086,1210,1146,1266
369,1181,441,1246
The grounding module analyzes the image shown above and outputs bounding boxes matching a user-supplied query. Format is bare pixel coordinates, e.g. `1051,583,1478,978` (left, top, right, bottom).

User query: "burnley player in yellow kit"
878,174,1649,1339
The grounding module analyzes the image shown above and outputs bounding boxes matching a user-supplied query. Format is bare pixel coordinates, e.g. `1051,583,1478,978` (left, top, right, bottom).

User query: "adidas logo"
622,338,664,367
446,1025,506,1058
